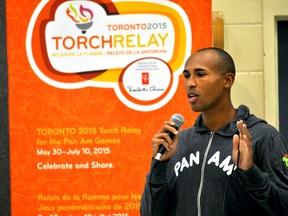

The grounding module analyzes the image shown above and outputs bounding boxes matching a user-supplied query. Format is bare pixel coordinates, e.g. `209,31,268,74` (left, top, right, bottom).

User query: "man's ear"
224,73,235,88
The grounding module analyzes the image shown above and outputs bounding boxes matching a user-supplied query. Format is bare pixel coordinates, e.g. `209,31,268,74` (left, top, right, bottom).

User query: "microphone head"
170,113,184,129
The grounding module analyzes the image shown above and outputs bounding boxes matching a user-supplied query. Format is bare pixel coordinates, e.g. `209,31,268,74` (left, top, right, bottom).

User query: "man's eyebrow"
194,68,205,72
183,68,205,73
183,69,189,73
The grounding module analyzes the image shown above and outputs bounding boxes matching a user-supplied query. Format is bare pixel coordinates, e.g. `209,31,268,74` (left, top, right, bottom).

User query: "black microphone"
155,114,184,161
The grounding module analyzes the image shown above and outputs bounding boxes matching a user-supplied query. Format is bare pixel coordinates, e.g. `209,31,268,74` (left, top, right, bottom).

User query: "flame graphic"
66,4,94,33
66,4,93,23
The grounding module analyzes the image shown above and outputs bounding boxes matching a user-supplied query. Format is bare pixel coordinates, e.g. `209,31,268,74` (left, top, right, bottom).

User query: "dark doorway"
277,20,288,142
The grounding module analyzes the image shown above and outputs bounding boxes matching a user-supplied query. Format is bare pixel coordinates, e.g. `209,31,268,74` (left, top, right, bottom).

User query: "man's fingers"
236,121,243,139
152,133,173,151
242,124,252,142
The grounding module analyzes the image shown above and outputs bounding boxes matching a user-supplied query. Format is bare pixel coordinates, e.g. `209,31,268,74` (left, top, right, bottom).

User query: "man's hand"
232,120,253,171
151,121,179,162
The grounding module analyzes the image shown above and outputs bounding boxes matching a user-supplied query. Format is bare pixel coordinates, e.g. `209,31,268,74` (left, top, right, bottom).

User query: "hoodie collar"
194,105,266,137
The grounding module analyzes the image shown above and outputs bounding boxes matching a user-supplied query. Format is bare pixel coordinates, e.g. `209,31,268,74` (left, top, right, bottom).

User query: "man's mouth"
188,93,199,102
188,93,199,98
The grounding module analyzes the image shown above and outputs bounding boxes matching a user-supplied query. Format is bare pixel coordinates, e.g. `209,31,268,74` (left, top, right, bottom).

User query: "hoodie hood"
194,105,267,137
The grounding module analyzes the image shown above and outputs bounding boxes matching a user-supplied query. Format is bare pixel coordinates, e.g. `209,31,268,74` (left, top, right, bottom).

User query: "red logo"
142,72,149,85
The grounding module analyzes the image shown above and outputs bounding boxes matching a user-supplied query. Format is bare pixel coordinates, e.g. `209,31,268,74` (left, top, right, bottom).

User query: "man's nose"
186,75,196,88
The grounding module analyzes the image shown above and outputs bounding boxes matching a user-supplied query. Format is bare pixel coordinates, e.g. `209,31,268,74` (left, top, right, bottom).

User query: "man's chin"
190,104,201,113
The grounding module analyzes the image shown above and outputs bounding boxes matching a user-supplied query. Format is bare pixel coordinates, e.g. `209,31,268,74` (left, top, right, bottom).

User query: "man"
140,47,288,216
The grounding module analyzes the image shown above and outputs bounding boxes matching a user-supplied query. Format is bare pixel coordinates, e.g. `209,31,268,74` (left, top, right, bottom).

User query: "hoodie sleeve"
239,129,288,216
140,159,169,216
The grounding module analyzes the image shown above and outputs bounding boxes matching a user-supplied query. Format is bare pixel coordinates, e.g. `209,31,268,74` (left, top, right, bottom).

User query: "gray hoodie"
140,105,288,216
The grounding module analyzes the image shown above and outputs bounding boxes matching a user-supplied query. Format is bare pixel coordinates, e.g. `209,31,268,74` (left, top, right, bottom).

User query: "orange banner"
7,0,211,215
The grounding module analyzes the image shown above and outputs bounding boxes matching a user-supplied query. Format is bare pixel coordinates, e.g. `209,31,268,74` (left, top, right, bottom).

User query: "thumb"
232,134,239,163
233,134,239,151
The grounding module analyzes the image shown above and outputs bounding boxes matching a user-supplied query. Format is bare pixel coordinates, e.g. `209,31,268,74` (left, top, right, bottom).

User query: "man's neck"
202,105,236,132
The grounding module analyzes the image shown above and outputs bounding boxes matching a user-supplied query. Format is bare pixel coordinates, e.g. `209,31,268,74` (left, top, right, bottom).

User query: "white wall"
212,0,264,119
213,0,288,128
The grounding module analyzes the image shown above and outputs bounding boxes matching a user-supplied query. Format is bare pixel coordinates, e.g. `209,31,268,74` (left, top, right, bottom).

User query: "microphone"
155,114,184,161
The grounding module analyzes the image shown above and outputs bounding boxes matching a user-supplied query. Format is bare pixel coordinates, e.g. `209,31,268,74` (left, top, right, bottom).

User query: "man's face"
183,50,229,113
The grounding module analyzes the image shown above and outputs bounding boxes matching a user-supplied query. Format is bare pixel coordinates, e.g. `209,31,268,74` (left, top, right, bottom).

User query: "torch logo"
66,3,94,34
26,0,192,111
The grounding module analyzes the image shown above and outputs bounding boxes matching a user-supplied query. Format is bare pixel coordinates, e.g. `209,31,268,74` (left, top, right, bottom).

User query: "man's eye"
197,73,205,77
183,73,191,79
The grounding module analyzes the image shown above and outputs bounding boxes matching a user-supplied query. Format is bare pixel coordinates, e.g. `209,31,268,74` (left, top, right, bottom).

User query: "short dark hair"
196,47,236,75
